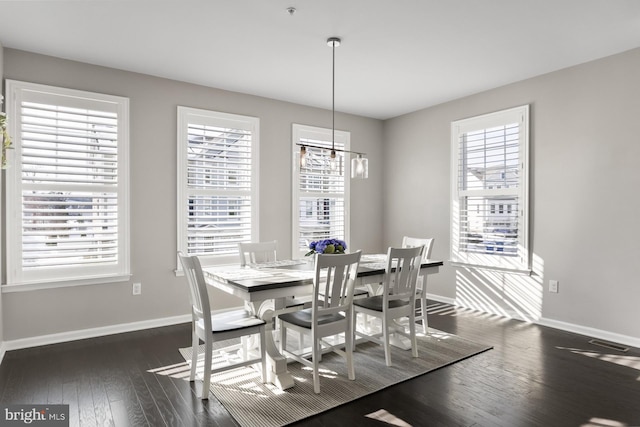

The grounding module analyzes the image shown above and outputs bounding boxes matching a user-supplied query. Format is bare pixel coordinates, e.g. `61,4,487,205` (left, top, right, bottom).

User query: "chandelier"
297,37,368,179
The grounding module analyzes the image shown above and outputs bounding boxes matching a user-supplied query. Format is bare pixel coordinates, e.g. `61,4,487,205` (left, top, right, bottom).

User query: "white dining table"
202,254,443,390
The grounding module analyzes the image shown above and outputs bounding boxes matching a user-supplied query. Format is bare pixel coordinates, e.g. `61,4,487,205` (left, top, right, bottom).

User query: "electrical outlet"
132,282,142,295
549,280,559,293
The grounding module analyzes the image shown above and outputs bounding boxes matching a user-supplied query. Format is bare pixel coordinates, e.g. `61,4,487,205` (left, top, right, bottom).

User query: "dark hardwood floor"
1,302,638,427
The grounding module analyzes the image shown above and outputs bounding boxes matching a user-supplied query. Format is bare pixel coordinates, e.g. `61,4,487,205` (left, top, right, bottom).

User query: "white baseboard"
2,314,192,353
426,293,639,349
0,342,6,366
1,297,637,366
425,293,456,306
536,317,640,349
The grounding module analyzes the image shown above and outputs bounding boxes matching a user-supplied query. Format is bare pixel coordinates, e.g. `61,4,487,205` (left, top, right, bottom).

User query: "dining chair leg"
417,275,429,334
259,329,267,383
420,293,429,334
201,339,213,400
352,310,358,351
279,322,287,354
346,313,355,380
410,315,418,358
189,332,198,381
312,333,321,394
382,314,392,367
241,336,248,360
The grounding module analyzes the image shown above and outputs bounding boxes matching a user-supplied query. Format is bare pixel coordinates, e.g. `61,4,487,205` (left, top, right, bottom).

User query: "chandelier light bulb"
351,154,368,179
299,145,307,169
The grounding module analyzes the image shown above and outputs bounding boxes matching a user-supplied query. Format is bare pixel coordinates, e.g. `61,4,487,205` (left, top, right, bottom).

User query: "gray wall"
2,46,639,346
0,41,4,347
384,47,640,344
1,48,384,341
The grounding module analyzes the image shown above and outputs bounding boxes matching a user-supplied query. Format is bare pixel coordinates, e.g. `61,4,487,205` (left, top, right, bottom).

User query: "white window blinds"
5,80,130,287
177,107,259,265
292,124,350,256
451,105,529,271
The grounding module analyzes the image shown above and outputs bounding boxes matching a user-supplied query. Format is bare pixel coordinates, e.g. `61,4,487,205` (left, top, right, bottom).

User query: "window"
292,124,350,257
4,80,130,288
450,105,529,271
177,107,259,266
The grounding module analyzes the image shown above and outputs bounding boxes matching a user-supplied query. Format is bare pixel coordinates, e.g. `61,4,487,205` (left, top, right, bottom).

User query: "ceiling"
1,0,640,120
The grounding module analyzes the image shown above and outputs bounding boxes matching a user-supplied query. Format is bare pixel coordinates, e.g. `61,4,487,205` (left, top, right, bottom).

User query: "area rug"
178,329,492,427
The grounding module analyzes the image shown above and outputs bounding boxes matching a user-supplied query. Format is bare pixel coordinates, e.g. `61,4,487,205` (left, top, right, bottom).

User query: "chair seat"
353,287,370,297
198,309,266,333
285,295,313,309
279,308,345,329
353,295,411,312
287,287,368,310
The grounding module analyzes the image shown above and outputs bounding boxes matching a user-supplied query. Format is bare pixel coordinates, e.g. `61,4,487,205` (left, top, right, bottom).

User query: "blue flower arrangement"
306,238,347,256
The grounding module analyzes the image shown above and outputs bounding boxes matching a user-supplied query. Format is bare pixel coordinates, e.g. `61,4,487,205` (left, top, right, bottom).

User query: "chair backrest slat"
383,246,424,304
178,251,212,331
238,241,278,267
313,251,362,319
402,236,434,261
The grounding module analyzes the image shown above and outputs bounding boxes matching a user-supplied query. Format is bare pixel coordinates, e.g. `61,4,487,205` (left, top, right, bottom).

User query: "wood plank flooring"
1,302,638,427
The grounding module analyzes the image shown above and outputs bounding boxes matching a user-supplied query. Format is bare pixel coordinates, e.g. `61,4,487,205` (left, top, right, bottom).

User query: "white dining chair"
278,251,362,394
238,240,278,267
353,245,424,366
178,252,267,400
402,236,435,334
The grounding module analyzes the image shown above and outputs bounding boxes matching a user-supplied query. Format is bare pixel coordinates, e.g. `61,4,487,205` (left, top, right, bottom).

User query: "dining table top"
202,254,443,294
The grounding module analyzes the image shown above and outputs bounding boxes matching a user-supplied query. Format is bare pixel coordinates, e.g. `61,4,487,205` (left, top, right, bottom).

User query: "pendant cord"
332,40,336,152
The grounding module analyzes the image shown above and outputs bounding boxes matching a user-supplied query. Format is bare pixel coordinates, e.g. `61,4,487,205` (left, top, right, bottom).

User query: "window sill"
449,261,532,276
2,274,132,293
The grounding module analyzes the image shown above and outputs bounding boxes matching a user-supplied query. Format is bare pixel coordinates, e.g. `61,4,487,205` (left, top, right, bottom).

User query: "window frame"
176,106,259,268
4,80,131,290
291,123,351,258
450,105,530,272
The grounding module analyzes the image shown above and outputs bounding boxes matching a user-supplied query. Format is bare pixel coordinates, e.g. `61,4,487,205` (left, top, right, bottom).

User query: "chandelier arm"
296,142,365,156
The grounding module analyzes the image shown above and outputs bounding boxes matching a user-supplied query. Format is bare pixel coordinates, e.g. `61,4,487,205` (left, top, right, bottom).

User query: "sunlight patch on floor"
581,417,629,426
427,330,453,340
301,365,338,379
366,409,412,426
557,346,640,378
147,361,191,378
146,353,283,397
427,302,510,323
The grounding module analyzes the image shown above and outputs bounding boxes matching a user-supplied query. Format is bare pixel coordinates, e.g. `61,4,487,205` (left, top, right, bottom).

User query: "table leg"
254,299,295,390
